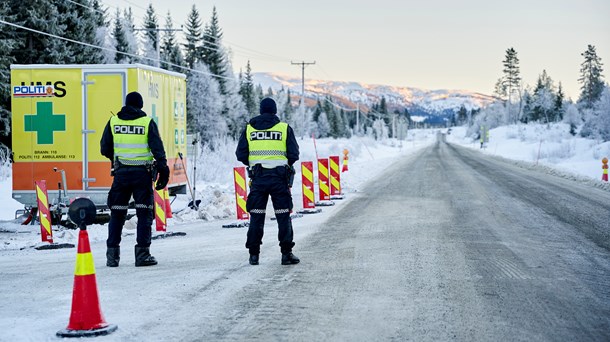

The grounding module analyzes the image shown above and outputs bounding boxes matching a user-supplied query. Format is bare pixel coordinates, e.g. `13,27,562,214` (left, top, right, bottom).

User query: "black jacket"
100,105,167,168
235,113,299,166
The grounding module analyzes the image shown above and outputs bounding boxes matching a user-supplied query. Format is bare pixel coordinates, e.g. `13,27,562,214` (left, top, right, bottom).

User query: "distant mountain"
253,72,496,124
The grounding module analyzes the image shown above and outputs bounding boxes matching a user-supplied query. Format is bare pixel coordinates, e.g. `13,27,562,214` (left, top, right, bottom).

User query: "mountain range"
252,72,497,124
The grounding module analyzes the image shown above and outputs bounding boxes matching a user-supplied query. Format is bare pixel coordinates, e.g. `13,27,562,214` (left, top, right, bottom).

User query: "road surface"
1,139,609,341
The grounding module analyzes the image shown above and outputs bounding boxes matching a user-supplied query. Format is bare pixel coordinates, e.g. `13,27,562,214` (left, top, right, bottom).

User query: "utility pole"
134,26,183,67
291,61,316,106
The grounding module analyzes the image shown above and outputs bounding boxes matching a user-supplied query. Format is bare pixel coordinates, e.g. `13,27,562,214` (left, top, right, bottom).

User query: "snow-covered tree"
581,86,610,141
56,0,104,64
370,119,389,140
562,103,581,136
202,6,226,92
186,63,226,144
160,11,184,72
0,1,19,147
578,44,605,109
183,5,203,69
529,70,556,123
112,8,138,63
239,61,257,116
141,4,159,66
10,0,68,64
316,112,331,138
92,0,114,63
223,60,248,138
467,103,506,138
494,47,522,123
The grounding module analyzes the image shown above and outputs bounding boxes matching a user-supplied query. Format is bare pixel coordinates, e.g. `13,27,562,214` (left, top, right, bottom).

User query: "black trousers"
245,168,294,255
106,166,154,248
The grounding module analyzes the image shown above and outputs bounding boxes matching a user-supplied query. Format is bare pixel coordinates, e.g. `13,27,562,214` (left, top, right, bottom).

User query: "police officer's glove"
155,164,170,190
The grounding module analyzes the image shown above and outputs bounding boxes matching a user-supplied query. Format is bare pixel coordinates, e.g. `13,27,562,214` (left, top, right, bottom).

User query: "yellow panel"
85,73,125,162
11,68,82,162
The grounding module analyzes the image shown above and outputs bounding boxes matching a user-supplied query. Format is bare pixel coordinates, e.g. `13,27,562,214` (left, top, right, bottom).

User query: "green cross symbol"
24,102,66,145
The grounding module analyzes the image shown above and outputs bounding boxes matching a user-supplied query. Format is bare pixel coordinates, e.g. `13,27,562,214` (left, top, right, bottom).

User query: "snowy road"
2,138,610,341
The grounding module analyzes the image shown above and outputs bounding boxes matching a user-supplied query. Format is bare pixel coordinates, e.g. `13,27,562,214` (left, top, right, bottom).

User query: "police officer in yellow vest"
236,98,300,265
100,92,170,267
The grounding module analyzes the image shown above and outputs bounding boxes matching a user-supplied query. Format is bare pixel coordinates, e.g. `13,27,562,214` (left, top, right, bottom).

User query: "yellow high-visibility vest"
110,116,153,165
246,122,288,168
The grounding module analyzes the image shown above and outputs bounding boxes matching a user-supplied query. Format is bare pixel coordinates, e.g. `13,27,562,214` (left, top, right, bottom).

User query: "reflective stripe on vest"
246,122,288,168
110,116,153,165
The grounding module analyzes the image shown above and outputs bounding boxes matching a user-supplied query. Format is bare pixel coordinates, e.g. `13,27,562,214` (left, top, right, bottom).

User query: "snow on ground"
447,123,610,191
0,131,436,251
2,123,609,251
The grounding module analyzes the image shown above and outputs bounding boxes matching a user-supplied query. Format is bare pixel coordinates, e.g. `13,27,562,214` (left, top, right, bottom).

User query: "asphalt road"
2,138,609,341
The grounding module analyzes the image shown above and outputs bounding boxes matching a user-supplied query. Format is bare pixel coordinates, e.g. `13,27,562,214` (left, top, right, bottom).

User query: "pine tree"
9,0,68,64
313,99,323,122
160,11,184,72
502,47,521,99
122,7,139,62
202,6,227,92
554,83,565,122
531,70,556,123
0,1,19,148
183,5,203,69
112,8,129,63
239,61,257,116
578,44,605,109
56,0,103,64
91,0,114,63
457,106,468,125
142,4,159,66
186,63,226,142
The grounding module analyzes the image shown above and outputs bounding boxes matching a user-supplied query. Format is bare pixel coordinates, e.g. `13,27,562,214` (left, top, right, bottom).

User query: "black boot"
106,247,120,267
281,252,300,265
249,254,259,265
135,246,157,267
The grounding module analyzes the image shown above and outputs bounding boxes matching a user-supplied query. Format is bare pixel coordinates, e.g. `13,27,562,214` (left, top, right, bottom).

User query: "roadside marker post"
603,157,608,182
296,161,321,215
329,156,344,200
223,167,249,228
315,158,334,207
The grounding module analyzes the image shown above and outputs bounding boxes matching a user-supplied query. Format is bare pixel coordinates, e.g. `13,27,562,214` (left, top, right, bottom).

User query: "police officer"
100,92,170,267
236,98,300,265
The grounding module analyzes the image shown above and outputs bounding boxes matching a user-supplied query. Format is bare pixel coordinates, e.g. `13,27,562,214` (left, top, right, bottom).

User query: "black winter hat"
125,91,144,109
259,97,277,115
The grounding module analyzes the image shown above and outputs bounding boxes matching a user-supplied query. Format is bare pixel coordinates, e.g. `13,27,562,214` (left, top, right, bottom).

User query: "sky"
104,0,608,99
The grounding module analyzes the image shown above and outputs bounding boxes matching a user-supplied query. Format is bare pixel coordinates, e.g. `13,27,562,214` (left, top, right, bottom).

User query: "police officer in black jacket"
100,92,170,267
236,98,300,265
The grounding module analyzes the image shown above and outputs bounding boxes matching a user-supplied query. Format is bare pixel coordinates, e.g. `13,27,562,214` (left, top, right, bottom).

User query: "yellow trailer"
11,64,188,210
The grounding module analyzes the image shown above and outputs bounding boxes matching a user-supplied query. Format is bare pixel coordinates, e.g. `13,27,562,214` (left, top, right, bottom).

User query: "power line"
0,18,234,81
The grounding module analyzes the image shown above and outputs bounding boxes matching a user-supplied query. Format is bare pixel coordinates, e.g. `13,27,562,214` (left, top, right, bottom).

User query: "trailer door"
83,72,126,190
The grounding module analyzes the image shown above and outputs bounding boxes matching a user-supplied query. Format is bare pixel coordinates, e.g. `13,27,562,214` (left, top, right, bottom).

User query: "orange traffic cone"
164,188,173,219
56,229,117,337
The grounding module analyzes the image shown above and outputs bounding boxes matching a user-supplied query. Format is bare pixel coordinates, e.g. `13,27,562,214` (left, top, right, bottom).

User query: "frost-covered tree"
467,103,506,138
312,99,323,123
56,0,103,64
112,8,138,63
202,6,227,92
562,103,581,136
10,0,68,64
142,4,159,66
578,44,605,109
371,119,389,140
317,112,331,138
0,1,19,148
581,86,610,141
183,5,203,69
554,82,565,122
223,66,248,138
494,47,522,123
529,70,556,123
160,11,184,72
186,63,226,143
92,0,114,63
239,61,257,116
